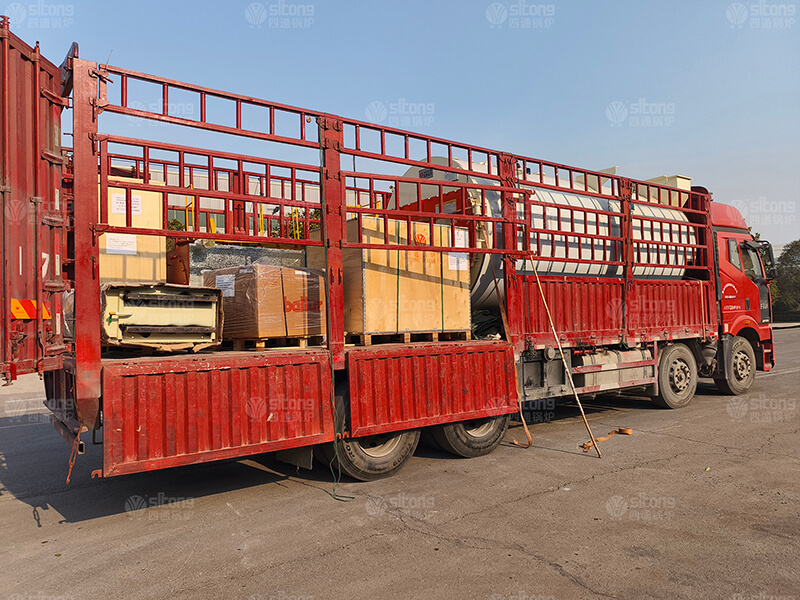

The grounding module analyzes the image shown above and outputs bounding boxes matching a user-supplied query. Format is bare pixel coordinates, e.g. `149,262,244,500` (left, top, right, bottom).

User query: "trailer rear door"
1,18,68,381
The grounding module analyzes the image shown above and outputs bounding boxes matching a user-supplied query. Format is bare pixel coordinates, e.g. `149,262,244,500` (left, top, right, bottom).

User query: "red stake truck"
0,22,776,481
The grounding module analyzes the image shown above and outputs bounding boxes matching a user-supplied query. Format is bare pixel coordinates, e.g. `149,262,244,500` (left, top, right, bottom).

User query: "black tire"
420,428,443,450
430,414,511,458
714,336,756,396
319,380,420,481
653,343,697,409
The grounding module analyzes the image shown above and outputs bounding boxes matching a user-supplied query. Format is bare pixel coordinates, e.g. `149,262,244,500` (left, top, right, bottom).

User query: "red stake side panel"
347,341,518,438
101,350,333,477
521,278,625,347
521,277,716,348
626,280,715,342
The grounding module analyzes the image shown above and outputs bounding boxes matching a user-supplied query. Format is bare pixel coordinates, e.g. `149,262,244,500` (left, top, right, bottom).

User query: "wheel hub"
733,351,752,382
463,418,494,438
669,359,691,393
357,433,403,459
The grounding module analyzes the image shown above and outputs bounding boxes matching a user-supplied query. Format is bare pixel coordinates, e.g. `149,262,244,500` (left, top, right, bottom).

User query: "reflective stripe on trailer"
10,299,51,319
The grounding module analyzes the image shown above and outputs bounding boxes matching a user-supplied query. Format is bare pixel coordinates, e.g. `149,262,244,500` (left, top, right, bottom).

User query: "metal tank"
396,159,696,309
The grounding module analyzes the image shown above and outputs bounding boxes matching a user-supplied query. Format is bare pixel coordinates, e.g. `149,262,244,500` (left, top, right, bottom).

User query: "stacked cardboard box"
203,264,326,340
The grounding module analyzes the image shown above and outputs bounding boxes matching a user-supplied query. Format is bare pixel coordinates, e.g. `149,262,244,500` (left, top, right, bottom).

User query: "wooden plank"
224,336,324,351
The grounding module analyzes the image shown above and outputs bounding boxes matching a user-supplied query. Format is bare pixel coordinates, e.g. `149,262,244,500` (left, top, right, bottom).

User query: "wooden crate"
310,216,470,335
99,177,167,284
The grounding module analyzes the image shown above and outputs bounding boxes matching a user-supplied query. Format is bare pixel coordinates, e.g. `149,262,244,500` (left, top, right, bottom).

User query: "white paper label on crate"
449,229,469,271
111,193,143,215
105,233,137,255
216,274,236,297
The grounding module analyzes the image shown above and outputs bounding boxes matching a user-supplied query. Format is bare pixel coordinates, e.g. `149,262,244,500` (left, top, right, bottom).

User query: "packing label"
216,274,236,297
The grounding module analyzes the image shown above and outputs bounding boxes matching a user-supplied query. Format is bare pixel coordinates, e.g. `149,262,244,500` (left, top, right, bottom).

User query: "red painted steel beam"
499,153,524,352
71,58,101,429
1,17,11,375
619,178,635,346
319,116,345,370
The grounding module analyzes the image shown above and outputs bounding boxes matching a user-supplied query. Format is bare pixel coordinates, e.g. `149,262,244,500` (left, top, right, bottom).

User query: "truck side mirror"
759,241,777,281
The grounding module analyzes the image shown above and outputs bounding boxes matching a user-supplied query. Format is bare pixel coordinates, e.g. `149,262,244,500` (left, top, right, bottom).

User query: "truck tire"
430,415,510,458
420,428,443,450
653,343,697,409
714,336,756,396
319,380,420,481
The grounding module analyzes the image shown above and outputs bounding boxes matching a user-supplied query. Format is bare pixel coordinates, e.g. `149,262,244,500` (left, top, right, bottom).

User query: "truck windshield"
740,244,764,282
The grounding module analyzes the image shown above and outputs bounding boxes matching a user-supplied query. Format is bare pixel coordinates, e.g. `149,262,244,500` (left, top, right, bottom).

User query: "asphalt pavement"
1,331,798,600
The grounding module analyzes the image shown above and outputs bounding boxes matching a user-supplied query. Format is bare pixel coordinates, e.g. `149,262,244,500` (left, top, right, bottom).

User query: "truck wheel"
653,343,697,409
323,430,420,482
319,380,420,481
714,336,756,395
431,415,510,458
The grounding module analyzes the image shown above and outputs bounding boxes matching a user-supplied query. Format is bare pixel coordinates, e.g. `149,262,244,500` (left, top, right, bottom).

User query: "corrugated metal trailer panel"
101,350,333,476
521,278,715,348
347,342,518,437
627,280,713,339
521,278,625,347
0,19,67,380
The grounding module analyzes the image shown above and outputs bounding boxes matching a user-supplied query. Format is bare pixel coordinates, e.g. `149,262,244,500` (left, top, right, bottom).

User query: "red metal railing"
56,54,717,429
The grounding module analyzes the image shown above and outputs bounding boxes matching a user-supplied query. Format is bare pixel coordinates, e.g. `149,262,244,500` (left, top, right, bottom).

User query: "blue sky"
8,0,800,244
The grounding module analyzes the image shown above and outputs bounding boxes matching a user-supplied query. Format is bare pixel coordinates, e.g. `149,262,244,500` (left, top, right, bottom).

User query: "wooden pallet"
225,336,325,351
345,330,472,346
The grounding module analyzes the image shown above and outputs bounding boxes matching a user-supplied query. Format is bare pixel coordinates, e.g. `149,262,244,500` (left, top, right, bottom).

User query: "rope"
581,428,633,452
327,389,355,502
65,427,85,485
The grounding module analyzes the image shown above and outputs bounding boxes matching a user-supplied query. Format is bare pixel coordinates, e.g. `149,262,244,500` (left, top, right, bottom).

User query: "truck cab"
710,201,776,394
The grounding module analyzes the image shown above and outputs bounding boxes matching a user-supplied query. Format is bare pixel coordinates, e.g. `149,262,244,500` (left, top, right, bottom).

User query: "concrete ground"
0,331,798,600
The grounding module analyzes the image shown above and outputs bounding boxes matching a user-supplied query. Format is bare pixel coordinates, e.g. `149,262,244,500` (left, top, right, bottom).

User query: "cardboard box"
309,216,470,335
202,264,326,340
99,177,167,284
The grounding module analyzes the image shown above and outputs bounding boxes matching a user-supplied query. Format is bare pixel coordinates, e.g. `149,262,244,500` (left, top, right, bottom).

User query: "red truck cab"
710,201,776,393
